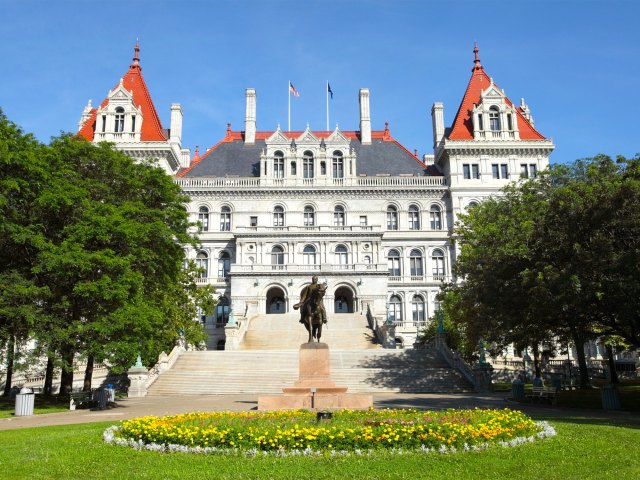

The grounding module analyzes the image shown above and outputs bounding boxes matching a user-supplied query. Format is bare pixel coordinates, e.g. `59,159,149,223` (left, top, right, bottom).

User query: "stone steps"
147,349,472,395
239,313,380,350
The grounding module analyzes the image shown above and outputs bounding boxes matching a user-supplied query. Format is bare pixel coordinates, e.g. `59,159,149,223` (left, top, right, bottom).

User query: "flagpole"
326,81,329,131
288,81,291,132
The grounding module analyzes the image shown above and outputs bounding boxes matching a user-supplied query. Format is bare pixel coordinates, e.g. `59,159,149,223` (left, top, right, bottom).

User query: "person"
293,275,327,325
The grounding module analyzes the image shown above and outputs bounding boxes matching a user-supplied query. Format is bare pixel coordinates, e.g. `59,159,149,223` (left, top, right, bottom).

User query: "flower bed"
104,408,555,456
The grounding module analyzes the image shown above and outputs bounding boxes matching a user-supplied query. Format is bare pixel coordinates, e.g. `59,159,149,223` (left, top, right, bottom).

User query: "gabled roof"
78,41,167,142
448,45,545,141
178,125,440,178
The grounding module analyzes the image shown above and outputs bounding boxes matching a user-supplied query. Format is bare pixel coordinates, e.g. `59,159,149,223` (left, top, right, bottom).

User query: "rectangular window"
250,216,257,227
131,115,136,133
472,164,480,179
530,164,537,178
101,115,106,133
320,161,326,175
478,114,484,131
360,216,368,227
291,161,296,176
492,164,499,179
463,164,471,179
520,164,529,178
507,114,513,131
501,164,508,179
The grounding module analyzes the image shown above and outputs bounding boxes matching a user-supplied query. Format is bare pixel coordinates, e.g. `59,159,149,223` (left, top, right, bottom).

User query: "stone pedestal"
127,366,149,398
473,363,494,393
258,343,372,410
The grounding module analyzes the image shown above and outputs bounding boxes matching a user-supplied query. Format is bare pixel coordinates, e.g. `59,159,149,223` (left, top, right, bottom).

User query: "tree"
444,155,640,388
0,110,49,394
32,135,209,393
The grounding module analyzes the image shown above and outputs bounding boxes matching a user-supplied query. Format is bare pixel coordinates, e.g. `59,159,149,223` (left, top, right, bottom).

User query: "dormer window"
489,107,501,131
273,151,284,179
332,151,344,178
115,107,125,133
303,151,314,179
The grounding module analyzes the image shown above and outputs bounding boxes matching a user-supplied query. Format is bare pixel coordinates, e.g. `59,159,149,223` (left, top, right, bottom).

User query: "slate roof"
78,41,167,142
179,129,441,178
448,45,545,141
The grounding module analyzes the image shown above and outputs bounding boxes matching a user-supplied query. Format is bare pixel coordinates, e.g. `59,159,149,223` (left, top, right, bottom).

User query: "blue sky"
0,0,638,164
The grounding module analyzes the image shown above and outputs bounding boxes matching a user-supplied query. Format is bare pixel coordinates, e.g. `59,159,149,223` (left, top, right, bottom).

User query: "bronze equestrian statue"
293,275,328,343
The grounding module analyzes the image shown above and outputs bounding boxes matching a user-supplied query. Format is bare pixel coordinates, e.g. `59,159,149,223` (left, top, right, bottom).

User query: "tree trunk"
3,335,15,396
59,347,75,395
532,343,541,378
573,335,590,389
606,344,620,384
83,355,94,392
44,354,55,396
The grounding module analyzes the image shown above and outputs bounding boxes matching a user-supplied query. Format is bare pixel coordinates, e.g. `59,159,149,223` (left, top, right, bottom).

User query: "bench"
527,386,557,405
69,391,93,410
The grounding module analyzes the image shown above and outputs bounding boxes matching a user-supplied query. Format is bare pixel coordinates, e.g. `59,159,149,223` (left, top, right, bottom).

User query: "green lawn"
0,416,638,479
0,395,68,419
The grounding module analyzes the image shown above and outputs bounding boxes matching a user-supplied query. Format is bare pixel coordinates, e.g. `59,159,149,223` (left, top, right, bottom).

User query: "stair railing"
436,339,476,386
146,345,186,388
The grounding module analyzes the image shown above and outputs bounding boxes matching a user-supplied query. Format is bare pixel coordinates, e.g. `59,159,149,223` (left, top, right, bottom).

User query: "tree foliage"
0,110,214,393
443,155,640,387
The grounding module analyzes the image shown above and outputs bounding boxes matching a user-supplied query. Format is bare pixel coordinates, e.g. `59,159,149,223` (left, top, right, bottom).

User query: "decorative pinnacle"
472,42,483,71
131,39,141,69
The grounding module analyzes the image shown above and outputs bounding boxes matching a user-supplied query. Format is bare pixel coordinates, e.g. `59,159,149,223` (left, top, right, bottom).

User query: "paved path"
2,392,639,431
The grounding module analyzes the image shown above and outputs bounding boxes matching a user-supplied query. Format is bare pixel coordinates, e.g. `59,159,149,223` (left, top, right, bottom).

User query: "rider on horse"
293,275,327,325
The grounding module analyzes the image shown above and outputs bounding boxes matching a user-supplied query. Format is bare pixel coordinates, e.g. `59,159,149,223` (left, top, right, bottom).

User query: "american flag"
289,82,299,97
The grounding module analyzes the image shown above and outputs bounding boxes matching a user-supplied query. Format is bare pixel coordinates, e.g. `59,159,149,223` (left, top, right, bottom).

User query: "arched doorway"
266,286,286,314
334,286,354,313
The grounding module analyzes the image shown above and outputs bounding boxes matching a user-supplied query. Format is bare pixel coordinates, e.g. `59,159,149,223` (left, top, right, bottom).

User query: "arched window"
389,295,403,325
332,151,344,178
408,205,420,230
429,204,442,230
467,201,479,210
114,107,125,133
198,206,209,231
409,249,423,277
273,206,285,227
335,244,348,265
412,295,425,324
219,206,231,231
363,255,372,265
387,205,398,230
302,245,317,265
196,251,209,278
333,205,345,226
432,249,445,279
303,151,314,179
217,251,230,279
489,107,501,131
303,205,315,227
388,249,401,277
273,151,285,179
271,245,285,269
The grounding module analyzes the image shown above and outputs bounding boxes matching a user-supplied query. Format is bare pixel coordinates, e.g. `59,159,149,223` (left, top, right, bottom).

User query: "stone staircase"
147,348,473,396
239,313,379,350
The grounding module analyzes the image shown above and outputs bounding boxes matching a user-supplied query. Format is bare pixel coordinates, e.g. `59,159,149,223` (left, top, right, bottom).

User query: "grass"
0,395,69,418
0,415,639,479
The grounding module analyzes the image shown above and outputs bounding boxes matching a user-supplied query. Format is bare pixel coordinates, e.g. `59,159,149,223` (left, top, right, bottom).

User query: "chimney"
245,88,256,144
431,102,445,150
359,88,371,145
170,103,183,144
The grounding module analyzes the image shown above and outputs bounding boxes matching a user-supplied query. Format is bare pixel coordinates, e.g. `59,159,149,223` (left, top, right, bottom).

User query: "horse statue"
293,276,328,343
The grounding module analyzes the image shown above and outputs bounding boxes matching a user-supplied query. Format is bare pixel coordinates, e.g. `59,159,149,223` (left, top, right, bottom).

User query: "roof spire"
472,42,483,72
130,39,141,70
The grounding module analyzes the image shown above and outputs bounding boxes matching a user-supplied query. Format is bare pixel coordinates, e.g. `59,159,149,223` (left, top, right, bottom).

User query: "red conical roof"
447,45,545,141
78,41,167,142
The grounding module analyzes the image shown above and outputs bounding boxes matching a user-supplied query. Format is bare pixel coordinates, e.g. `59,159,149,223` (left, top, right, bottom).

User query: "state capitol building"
77,43,554,351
